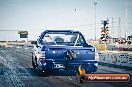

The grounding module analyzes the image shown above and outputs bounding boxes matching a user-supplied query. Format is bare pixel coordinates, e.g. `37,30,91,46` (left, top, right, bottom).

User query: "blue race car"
31,30,98,76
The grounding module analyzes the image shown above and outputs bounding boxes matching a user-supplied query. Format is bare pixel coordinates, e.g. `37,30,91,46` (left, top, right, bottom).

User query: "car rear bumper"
38,60,98,74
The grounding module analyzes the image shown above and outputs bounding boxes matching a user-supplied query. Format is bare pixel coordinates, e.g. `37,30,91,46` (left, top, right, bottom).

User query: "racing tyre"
79,76,85,83
39,70,49,77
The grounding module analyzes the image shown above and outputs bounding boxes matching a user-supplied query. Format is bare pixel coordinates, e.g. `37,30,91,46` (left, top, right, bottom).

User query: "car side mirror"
31,41,37,45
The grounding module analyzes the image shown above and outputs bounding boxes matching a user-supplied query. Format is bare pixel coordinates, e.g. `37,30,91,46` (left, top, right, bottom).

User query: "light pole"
125,0,127,40
94,1,97,40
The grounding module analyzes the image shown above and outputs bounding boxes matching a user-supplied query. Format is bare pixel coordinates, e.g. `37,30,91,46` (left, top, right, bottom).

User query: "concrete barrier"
99,52,132,67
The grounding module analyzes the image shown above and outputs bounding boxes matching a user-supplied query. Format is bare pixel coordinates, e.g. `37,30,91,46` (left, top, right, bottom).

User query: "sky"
0,0,132,41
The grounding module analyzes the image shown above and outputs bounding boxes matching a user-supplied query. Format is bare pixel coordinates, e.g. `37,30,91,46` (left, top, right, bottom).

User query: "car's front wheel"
32,55,36,69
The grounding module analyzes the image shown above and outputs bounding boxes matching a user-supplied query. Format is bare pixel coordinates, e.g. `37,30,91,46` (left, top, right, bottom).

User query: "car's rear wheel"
39,70,49,77
32,61,36,69
79,75,85,83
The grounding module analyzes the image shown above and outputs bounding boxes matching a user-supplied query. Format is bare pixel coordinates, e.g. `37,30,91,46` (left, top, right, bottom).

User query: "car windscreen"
42,32,85,45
